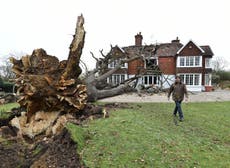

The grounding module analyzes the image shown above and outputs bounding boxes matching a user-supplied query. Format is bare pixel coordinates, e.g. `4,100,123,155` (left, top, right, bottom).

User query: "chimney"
135,32,143,46
171,37,180,43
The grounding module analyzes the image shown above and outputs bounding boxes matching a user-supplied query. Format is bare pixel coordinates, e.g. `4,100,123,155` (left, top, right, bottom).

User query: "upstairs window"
205,58,211,68
108,59,127,68
145,58,157,69
178,56,201,67
195,56,200,66
180,57,185,66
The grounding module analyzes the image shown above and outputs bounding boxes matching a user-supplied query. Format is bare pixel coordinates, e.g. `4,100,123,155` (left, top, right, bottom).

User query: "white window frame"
142,75,160,85
178,73,201,86
107,74,126,85
177,56,202,67
205,74,212,86
179,57,185,66
205,58,211,68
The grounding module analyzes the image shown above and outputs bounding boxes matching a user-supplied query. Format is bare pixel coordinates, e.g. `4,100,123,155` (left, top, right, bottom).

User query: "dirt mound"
0,103,130,167
0,128,84,168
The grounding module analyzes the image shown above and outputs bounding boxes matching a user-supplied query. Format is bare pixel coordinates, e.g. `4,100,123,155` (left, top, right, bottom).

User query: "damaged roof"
122,42,183,58
109,40,213,58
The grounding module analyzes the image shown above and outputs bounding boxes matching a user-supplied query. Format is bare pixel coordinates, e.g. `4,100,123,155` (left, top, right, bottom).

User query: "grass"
0,103,19,119
81,102,230,168
1,102,229,167
66,122,86,152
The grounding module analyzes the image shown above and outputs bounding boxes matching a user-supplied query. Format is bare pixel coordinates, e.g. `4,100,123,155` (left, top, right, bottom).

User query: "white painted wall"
161,75,175,89
186,85,203,92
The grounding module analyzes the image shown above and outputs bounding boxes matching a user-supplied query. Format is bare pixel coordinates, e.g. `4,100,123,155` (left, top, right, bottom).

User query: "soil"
0,128,84,168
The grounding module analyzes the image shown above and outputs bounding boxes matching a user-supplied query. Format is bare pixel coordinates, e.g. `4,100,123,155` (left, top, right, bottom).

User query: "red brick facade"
158,57,176,74
128,59,144,75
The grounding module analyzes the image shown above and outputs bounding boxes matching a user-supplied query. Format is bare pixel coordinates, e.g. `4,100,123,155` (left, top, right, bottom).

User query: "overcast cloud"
0,0,229,69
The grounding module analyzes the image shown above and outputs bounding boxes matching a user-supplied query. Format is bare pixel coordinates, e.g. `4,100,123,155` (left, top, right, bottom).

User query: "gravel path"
99,89,230,103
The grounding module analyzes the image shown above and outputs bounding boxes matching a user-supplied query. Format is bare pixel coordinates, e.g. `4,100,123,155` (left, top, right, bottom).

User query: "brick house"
106,33,214,92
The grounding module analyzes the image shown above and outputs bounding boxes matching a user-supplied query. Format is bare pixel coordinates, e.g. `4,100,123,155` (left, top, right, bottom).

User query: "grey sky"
0,0,229,70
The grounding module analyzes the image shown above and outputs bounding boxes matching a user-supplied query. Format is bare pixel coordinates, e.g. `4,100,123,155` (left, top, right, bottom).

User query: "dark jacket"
168,82,188,101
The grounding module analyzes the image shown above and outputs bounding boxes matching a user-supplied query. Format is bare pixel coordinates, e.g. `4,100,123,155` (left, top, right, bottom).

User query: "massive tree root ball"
9,15,88,138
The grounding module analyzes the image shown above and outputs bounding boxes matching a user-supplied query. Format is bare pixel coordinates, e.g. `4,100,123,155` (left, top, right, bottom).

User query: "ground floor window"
108,74,126,85
142,75,160,85
205,74,212,86
179,74,201,86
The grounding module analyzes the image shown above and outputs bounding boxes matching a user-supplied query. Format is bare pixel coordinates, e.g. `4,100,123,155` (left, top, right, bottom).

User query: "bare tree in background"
0,51,26,80
212,56,229,71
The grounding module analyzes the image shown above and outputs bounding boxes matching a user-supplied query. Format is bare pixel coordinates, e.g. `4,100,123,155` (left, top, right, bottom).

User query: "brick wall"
176,67,203,73
158,57,176,74
128,59,144,75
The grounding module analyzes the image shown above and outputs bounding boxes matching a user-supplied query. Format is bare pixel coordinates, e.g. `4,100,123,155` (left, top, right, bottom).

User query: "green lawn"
80,102,230,168
0,103,19,118
1,102,230,167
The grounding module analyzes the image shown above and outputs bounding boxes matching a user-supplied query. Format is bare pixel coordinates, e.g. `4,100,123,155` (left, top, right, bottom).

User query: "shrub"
0,79,14,93
216,70,230,81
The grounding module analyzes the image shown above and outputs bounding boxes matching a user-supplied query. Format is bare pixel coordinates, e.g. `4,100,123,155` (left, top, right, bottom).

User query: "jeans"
174,101,184,119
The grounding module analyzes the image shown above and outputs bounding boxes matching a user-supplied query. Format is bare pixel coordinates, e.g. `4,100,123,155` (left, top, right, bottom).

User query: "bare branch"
90,51,99,62
80,59,88,74
99,49,106,58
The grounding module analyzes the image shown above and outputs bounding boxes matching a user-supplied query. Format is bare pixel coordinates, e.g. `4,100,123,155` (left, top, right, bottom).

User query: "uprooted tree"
9,15,88,138
85,46,143,102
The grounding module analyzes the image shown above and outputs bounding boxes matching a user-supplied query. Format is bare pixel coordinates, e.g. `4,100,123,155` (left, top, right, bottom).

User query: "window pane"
154,76,157,84
180,74,184,83
180,57,185,66
185,75,189,85
189,57,194,66
194,74,199,85
116,75,120,84
113,75,116,84
205,74,210,85
205,58,210,68
189,74,193,85
186,57,189,66
112,61,115,68
109,76,112,83
121,75,125,83
144,76,148,84
149,76,152,84
195,56,200,66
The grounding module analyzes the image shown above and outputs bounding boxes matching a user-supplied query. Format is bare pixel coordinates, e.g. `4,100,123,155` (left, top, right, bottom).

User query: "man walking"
168,75,188,122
